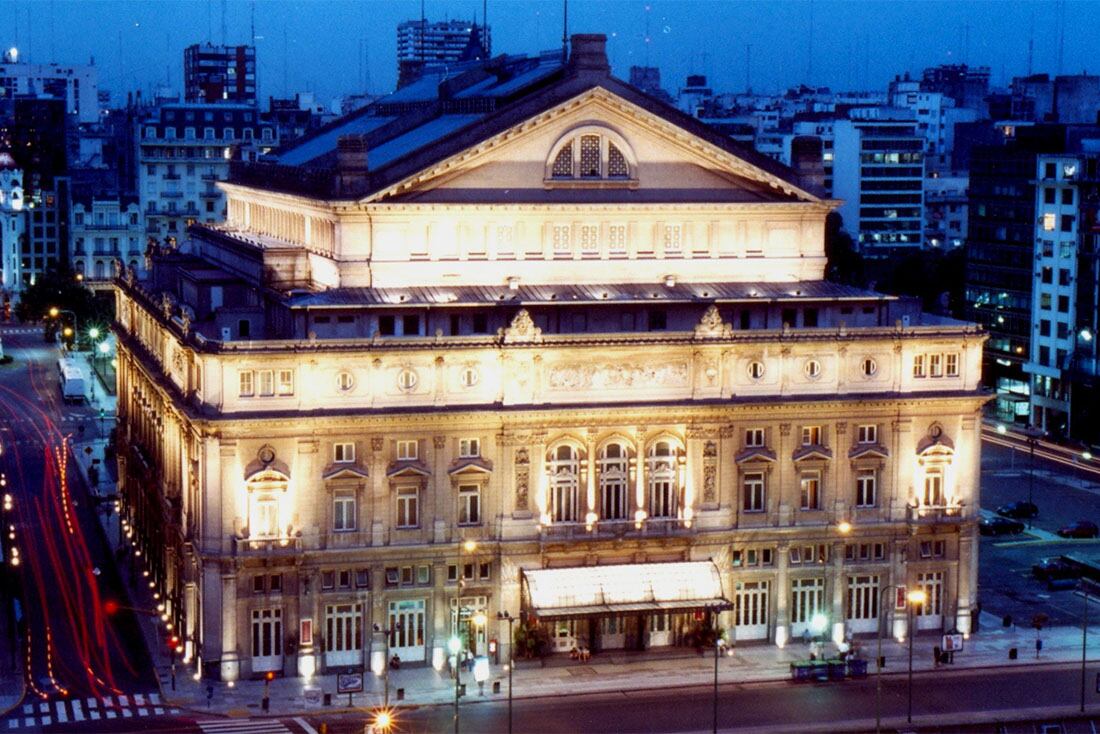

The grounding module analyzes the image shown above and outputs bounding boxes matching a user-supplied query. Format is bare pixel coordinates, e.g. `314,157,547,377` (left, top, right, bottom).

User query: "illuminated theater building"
112,35,986,681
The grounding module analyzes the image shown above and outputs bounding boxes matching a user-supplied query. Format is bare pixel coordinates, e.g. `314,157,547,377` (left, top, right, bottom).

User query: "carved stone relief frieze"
548,361,689,391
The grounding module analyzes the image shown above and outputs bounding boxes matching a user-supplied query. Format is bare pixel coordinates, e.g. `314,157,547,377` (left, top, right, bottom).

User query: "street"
0,327,156,721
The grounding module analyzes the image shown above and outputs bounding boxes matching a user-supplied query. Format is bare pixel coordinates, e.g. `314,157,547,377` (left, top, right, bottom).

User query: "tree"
14,267,113,344
823,212,865,286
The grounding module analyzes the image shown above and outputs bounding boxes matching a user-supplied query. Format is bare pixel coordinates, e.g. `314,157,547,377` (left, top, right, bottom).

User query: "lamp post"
907,588,927,724
448,634,462,734
373,621,402,709
48,307,78,349
496,610,518,734
875,584,923,733
1081,579,1099,713
712,607,721,734
1024,425,1042,528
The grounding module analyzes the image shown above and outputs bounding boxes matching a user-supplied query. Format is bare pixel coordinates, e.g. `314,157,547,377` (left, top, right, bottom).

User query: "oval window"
747,361,765,380
336,371,355,392
804,359,821,379
397,368,419,391
460,366,479,388
861,358,877,377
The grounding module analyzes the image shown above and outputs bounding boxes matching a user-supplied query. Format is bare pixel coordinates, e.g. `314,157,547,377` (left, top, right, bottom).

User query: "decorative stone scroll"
503,309,542,344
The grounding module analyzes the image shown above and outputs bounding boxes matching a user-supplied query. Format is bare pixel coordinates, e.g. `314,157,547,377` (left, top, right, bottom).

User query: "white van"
58,359,86,404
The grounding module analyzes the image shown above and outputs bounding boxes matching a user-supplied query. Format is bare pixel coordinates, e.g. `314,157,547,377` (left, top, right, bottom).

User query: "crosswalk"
6,692,179,729
0,328,40,335
198,719,294,734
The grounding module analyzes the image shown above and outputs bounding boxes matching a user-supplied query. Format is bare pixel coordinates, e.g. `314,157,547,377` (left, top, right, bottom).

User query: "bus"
57,359,86,404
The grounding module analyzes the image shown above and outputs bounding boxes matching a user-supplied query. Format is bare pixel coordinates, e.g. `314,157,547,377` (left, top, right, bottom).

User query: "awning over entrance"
521,561,731,620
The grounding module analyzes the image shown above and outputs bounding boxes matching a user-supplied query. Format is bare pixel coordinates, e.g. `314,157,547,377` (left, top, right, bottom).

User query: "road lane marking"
149,692,161,704
294,717,320,734
90,710,100,720
55,701,67,722
7,720,17,729
73,701,84,721
134,693,145,705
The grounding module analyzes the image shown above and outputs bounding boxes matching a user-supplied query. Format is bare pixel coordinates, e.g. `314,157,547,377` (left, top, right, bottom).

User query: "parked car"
1032,556,1082,582
979,516,1025,536
1057,521,1100,539
996,501,1039,519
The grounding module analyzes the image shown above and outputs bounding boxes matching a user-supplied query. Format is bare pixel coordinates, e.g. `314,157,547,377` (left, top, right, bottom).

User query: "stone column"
433,435,448,543
370,437,386,546
891,539,908,640
219,563,240,681
774,544,790,648
584,430,597,525
633,428,647,524
956,531,975,635
183,581,198,664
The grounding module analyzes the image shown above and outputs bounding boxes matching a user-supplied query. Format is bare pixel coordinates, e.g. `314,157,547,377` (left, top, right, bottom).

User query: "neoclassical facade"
113,36,986,682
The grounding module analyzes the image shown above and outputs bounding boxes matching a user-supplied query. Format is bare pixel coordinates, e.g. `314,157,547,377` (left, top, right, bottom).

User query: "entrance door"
915,572,944,630
846,575,880,634
599,616,625,650
790,577,825,639
451,596,488,655
648,613,673,647
388,599,426,664
324,603,363,668
250,607,283,673
735,581,770,640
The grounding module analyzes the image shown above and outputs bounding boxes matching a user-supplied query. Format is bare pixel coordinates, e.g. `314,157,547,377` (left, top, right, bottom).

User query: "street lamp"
48,307,78,349
496,610,522,734
448,634,463,734
907,588,927,724
1024,425,1043,528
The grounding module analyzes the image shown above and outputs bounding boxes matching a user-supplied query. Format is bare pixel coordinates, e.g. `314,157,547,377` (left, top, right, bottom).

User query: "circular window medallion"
747,361,765,380
397,368,419,391
804,359,822,379
861,357,877,377
257,445,276,465
336,371,355,392
460,366,479,388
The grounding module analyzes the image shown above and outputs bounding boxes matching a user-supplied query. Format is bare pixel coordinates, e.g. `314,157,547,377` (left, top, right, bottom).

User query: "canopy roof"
522,561,729,620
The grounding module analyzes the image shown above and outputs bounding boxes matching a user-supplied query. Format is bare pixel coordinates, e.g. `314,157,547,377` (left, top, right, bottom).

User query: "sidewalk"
138,609,1097,718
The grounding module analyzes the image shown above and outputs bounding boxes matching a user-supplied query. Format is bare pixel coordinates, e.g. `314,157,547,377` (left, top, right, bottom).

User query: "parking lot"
979,440,1100,627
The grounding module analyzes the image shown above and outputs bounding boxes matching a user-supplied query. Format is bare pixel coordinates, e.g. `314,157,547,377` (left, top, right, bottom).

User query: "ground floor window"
916,572,944,617
388,599,426,662
790,577,825,626
325,603,362,666
846,575,879,623
251,607,282,672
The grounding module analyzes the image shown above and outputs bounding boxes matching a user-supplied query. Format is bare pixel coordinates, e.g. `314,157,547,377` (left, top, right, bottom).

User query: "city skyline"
1,0,1094,103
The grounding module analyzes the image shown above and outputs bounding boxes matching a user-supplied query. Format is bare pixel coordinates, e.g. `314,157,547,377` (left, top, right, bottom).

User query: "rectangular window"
479,562,491,580
257,369,275,396
857,425,877,444
269,574,282,593
322,571,336,590
277,369,294,395
397,440,418,460
800,471,821,510
396,487,419,528
447,565,458,583
1061,214,1075,232
801,425,822,446
400,566,414,586
579,225,599,253
1058,295,1070,313
856,469,877,507
945,353,959,377
338,570,352,588
458,484,481,526
417,565,430,584
379,315,396,335
663,224,682,251
913,354,925,378
1040,319,1051,337
334,442,355,463
928,353,943,377
552,224,572,254
790,577,825,625
647,310,667,331
459,438,480,458
253,575,266,594
385,568,399,587
333,492,356,531
239,370,254,396
846,575,880,621
1042,212,1056,231
402,314,420,335
355,568,370,588
1044,187,1056,204
745,428,765,447
608,224,627,253
743,472,765,512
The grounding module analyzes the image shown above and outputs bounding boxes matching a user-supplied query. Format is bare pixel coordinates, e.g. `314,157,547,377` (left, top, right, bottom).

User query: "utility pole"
745,44,752,93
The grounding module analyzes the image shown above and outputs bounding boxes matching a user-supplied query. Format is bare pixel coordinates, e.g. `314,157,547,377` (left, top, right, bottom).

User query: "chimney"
336,134,370,195
569,34,610,75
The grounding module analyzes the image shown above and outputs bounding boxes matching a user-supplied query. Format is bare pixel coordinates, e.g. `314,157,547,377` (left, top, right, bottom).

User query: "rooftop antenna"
221,0,227,46
806,0,814,86
561,0,569,64
745,44,752,94
963,23,969,65
1027,13,1034,76
49,0,55,62
251,0,256,47
282,24,288,95
483,0,488,54
1057,0,1066,75
207,0,212,43
644,3,651,67
420,0,426,68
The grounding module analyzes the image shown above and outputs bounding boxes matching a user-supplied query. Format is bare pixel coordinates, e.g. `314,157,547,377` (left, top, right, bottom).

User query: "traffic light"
103,600,120,615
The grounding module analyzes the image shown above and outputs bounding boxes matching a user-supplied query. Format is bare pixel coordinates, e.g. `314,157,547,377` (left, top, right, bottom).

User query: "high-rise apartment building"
0,49,100,124
396,19,490,87
112,36,984,684
833,115,925,252
184,44,257,105
137,103,276,242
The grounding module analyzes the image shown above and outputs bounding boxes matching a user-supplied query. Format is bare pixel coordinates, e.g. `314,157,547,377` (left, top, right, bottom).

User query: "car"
979,516,1025,536
1032,556,1082,582
996,501,1039,519
1057,520,1100,539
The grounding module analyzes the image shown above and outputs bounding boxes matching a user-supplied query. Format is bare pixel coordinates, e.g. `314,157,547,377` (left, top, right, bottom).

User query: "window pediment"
387,459,432,478
322,464,369,481
735,447,777,464
848,444,889,460
792,445,833,462
448,457,494,475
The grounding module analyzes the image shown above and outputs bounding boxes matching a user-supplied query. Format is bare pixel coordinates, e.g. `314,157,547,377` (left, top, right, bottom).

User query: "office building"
0,49,100,124
396,19,490,87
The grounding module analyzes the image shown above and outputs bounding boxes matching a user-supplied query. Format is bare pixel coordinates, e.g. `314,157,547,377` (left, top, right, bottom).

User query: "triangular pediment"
367,85,822,205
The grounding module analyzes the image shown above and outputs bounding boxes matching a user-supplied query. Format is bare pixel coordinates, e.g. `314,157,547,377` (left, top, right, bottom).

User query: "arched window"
598,442,630,521
545,126,637,182
547,444,580,523
245,468,289,540
647,440,678,519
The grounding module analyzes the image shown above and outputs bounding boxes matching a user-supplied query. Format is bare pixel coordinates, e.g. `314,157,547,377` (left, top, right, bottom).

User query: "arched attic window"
545,125,637,184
